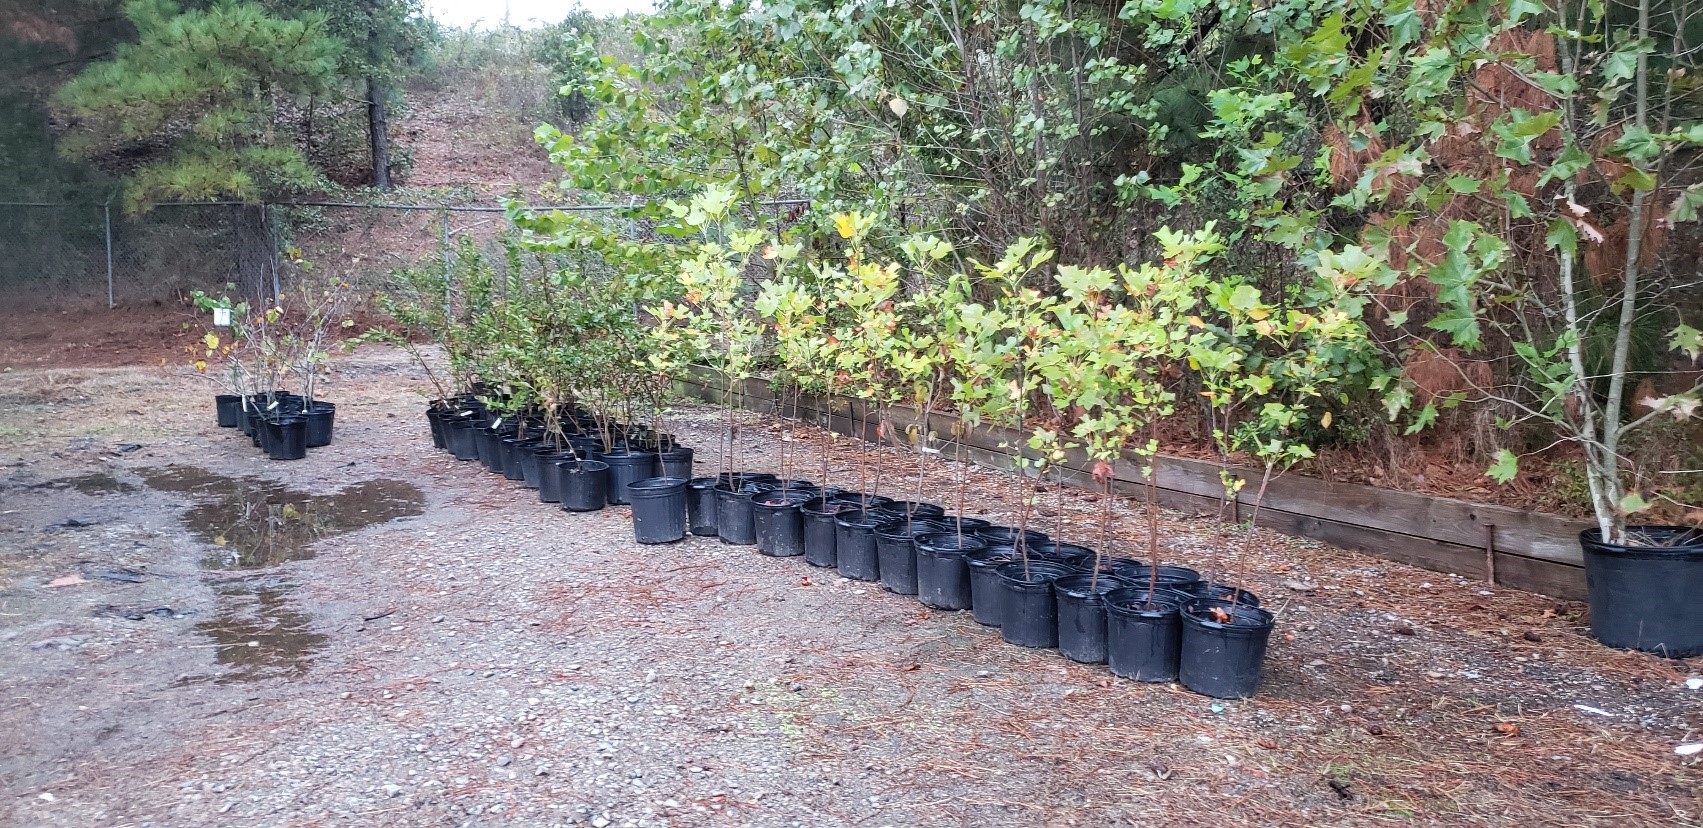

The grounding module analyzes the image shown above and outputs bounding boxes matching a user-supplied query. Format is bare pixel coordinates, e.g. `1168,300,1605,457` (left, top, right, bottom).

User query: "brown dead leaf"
1495,722,1522,737
1256,738,1279,750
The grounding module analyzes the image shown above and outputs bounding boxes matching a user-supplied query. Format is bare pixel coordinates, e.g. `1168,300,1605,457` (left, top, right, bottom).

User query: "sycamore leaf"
834,214,856,239
1672,324,1702,360
1640,394,1700,421
1618,491,1652,514
1485,449,1519,484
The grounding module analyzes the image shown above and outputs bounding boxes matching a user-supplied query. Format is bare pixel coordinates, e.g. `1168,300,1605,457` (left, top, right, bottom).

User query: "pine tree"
55,0,342,300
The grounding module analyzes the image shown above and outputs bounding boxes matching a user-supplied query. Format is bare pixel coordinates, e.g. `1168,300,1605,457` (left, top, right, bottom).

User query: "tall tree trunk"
367,75,391,190
233,204,273,303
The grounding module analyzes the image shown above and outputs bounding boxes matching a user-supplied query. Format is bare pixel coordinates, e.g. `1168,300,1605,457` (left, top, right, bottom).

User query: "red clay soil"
0,303,197,371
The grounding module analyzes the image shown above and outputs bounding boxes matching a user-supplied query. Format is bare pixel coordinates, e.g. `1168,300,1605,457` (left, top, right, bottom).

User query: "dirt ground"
1,344,1700,827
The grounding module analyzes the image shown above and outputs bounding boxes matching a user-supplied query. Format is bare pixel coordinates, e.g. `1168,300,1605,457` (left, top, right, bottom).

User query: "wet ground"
0,346,1699,826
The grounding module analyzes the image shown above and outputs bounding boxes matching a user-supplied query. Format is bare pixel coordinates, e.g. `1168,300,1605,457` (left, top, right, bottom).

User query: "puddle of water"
136,466,424,682
191,578,329,684
139,467,424,570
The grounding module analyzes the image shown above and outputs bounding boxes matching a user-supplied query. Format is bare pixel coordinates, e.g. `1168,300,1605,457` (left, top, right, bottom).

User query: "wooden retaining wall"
676,371,1592,600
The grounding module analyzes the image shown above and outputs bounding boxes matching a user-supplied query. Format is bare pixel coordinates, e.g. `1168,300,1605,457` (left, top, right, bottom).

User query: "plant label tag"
267,400,279,411
213,307,232,327
493,417,504,428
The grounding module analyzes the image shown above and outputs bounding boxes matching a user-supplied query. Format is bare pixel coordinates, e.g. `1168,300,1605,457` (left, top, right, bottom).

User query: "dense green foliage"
521,0,1700,540
55,0,343,212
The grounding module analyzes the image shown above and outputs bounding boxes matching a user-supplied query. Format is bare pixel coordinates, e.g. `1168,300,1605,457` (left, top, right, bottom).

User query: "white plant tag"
267,400,279,411
212,307,232,326
493,417,504,429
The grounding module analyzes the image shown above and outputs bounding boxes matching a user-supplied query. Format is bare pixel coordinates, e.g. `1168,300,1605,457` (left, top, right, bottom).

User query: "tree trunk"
367,75,391,190
233,204,273,303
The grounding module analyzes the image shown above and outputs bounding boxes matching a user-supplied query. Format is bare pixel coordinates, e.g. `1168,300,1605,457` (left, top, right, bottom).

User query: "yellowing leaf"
203,332,220,350
888,96,909,117
1320,411,1333,429
213,535,227,547
194,360,207,373
834,214,857,239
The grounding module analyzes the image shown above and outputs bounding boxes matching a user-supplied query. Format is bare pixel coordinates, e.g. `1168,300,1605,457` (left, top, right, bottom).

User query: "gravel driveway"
1,346,1698,827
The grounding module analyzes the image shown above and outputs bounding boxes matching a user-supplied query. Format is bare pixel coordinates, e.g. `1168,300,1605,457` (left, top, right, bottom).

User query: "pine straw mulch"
646,403,1701,826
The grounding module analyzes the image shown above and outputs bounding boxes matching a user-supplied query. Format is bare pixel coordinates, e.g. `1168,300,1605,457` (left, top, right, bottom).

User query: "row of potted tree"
378,184,1701,699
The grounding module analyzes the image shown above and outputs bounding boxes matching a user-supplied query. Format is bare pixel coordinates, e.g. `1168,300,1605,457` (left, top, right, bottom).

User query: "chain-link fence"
0,198,810,312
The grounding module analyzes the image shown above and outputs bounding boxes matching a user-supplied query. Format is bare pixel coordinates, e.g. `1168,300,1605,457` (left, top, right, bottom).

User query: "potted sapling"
189,290,255,430
1036,263,1143,663
656,186,765,544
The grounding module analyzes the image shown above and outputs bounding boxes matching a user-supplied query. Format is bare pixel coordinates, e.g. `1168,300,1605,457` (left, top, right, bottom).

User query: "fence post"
267,204,282,305
441,209,452,320
103,202,115,308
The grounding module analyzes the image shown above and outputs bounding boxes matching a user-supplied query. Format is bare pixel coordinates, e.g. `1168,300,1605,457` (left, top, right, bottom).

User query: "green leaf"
1506,0,1548,23
1618,492,1651,514
1404,402,1438,435
1672,324,1703,360
1668,185,1703,223
1615,167,1657,192
1485,449,1519,484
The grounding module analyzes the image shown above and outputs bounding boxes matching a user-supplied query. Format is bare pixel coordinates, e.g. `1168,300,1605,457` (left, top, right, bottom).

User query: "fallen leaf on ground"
1494,722,1521,736
46,574,86,588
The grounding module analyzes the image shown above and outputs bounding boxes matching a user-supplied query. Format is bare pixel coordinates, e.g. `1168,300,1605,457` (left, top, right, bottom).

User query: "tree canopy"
55,0,343,212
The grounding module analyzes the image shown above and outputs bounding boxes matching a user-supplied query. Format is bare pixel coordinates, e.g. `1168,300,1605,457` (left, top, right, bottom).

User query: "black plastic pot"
215,394,242,428
500,437,528,481
1031,542,1094,565
686,477,719,536
303,401,335,448
240,402,261,437
718,471,779,488
828,492,893,511
1105,588,1186,682
263,415,308,461
1066,554,1142,576
534,448,572,501
752,490,813,557
556,459,610,512
833,510,883,581
915,532,988,611
1185,582,1262,607
874,518,953,595
966,548,1019,626
475,427,507,472
1108,562,1204,595
801,498,849,568
601,450,659,505
1054,573,1131,664
975,526,1051,551
996,561,1074,648
629,477,688,544
1581,526,1703,657
936,516,992,535
426,407,447,449
446,418,481,461
517,441,552,489
873,501,946,522
658,446,694,480
713,484,761,546
1179,598,1276,698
